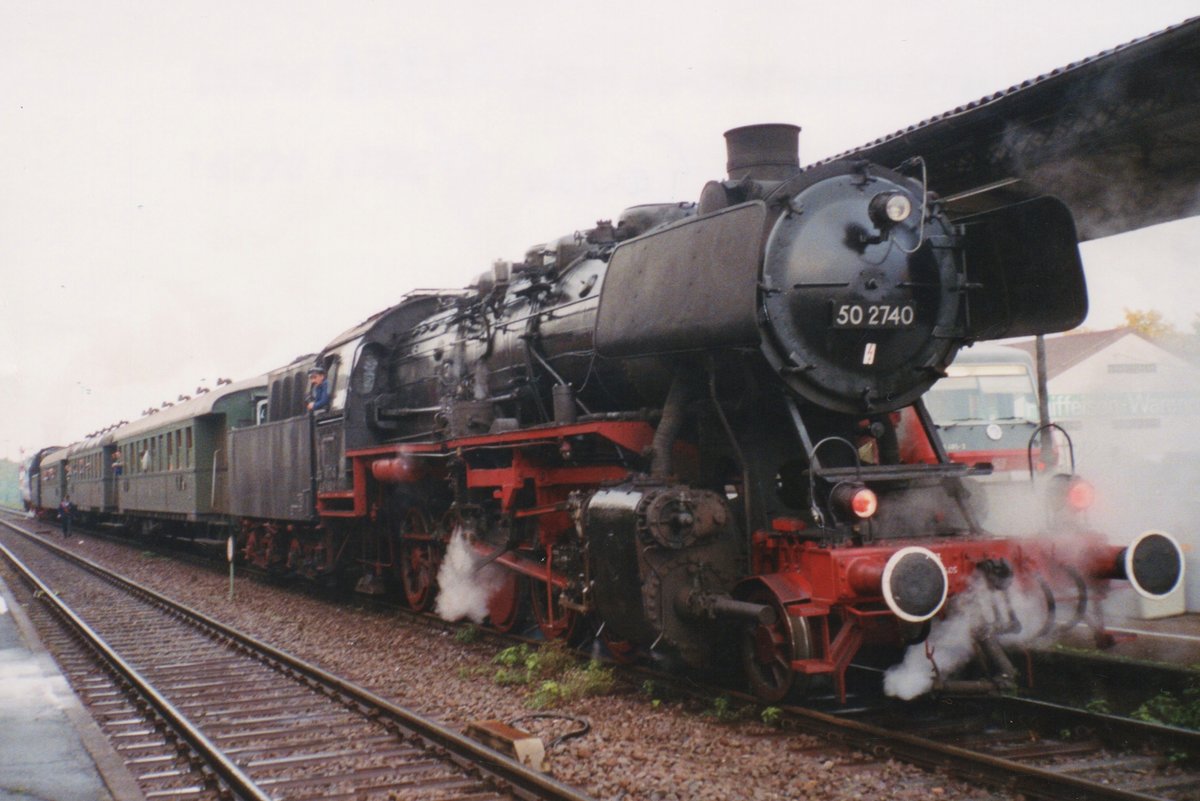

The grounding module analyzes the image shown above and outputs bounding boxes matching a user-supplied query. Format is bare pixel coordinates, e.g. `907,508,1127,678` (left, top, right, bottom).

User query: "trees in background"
0,459,18,508
1123,309,1200,363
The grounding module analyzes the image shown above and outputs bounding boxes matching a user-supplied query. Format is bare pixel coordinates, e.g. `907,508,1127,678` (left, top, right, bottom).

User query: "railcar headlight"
869,191,913,227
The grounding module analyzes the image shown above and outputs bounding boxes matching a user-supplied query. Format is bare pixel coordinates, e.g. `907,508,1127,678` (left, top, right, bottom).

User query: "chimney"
724,123,801,181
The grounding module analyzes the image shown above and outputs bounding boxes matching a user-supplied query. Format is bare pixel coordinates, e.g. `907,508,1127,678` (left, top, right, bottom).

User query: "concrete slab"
0,576,144,801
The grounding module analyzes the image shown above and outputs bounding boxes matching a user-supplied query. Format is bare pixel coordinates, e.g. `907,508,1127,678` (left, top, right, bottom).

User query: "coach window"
186,427,193,468
167,432,174,470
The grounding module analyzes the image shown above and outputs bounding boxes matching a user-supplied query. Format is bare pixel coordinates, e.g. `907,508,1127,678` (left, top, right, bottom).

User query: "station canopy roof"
826,16,1200,243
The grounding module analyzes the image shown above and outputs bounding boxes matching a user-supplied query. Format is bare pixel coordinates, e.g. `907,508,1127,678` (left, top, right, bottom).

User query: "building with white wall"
1012,329,1200,613
1013,329,1200,465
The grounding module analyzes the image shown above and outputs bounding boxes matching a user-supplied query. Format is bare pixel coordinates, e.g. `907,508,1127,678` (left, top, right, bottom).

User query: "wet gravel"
26,530,1017,801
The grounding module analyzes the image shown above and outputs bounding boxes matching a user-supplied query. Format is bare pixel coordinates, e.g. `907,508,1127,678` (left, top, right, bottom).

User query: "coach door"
102,444,118,510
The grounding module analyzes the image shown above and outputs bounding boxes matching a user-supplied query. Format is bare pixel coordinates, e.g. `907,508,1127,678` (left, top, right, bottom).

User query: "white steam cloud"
884,574,1053,700
434,527,506,624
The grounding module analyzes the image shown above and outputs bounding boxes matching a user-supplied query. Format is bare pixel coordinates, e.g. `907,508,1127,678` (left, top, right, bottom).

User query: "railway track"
795,695,1200,801
0,518,595,801
4,510,1199,801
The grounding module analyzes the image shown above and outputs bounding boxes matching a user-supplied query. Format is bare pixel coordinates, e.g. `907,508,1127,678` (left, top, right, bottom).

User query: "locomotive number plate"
832,303,915,329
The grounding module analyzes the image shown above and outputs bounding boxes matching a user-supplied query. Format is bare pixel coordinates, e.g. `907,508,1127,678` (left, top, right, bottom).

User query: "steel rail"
0,538,272,801
992,694,1200,756
781,703,1175,801
0,517,597,801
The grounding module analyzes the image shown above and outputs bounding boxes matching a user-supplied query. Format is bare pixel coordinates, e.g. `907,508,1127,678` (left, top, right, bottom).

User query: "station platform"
1100,612,1200,666
0,575,143,801
1053,584,1200,667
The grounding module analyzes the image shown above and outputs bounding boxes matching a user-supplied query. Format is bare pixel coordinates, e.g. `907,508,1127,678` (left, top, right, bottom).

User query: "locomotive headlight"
1048,474,1095,512
1066,477,1095,511
831,483,878,520
869,191,913,227
885,193,912,222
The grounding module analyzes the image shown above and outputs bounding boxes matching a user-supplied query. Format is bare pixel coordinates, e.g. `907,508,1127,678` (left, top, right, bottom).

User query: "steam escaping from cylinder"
883,574,1053,701
434,527,505,624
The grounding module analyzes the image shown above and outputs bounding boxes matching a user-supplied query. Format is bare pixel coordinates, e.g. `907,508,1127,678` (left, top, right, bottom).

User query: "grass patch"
454,624,480,644
490,642,614,708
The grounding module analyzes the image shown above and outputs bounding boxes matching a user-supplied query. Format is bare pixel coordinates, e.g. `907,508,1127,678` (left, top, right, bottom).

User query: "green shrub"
490,642,614,707
1131,682,1200,730
527,660,615,709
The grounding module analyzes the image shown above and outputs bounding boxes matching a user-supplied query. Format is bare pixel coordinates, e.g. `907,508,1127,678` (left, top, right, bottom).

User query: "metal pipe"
1035,335,1054,465
675,590,777,625
211,449,220,508
371,457,427,484
651,376,690,480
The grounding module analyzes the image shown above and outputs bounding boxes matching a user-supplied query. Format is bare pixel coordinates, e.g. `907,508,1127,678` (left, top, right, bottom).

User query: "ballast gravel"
43,534,1014,801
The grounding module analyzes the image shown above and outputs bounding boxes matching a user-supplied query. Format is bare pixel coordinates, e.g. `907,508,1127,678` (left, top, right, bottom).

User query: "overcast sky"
2,1,1198,462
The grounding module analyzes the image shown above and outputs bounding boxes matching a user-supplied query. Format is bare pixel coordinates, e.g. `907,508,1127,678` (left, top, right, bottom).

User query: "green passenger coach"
110,377,268,534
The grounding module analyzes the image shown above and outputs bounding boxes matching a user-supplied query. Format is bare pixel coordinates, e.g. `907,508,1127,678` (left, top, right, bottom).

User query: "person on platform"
59,497,74,537
307,365,331,413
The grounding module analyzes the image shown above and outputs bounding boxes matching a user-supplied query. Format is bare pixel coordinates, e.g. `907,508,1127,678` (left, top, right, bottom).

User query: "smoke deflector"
958,195,1088,340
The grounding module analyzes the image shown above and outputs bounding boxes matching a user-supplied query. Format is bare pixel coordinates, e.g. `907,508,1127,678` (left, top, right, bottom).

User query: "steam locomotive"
27,125,1184,702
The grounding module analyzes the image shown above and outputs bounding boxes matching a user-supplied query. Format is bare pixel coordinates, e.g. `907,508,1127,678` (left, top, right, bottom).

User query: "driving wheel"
399,507,440,611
